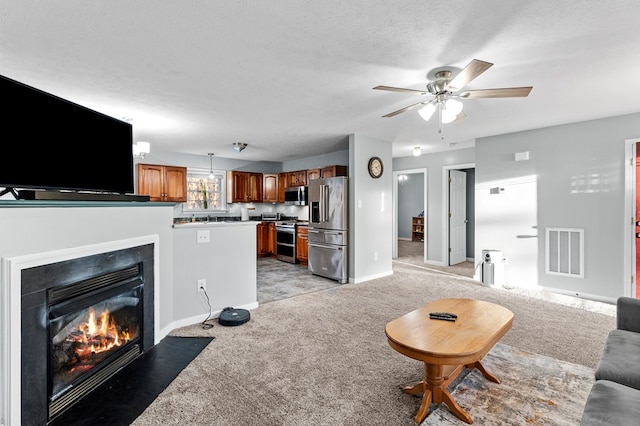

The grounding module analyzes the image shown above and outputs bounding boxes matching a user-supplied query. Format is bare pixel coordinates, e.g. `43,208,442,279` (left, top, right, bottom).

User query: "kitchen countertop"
172,221,259,228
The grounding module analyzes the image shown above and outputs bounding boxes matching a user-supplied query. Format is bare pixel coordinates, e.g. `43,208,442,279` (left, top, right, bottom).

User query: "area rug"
50,336,214,426
423,342,593,425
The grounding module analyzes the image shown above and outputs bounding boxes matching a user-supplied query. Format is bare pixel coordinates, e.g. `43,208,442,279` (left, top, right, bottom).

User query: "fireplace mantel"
1,236,160,426
0,202,258,426
0,203,174,426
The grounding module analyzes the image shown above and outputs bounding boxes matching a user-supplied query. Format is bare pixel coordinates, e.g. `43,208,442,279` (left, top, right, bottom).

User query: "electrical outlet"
197,278,206,292
196,230,210,243
373,251,378,261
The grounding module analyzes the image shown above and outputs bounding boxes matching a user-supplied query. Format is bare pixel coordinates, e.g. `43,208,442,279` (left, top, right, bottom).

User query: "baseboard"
539,286,617,305
350,269,393,284
158,301,259,340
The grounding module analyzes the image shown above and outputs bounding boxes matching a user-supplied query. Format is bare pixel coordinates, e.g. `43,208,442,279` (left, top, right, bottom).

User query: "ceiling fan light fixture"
412,146,421,157
418,103,436,121
444,98,463,115
441,108,458,124
233,142,248,153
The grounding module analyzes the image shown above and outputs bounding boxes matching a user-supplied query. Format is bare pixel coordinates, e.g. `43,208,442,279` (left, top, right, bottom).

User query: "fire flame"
72,307,132,357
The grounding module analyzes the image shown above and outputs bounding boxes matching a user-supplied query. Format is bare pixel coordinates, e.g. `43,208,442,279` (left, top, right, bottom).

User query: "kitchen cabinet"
278,172,287,203
227,171,263,203
307,168,321,182
257,221,277,257
263,174,279,203
321,165,348,178
256,222,270,257
287,170,307,187
268,222,277,255
412,216,424,242
137,163,187,202
296,225,309,263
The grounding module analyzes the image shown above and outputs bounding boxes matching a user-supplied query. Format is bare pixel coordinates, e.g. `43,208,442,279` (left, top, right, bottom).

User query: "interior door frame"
393,168,427,261
442,163,474,266
624,138,640,297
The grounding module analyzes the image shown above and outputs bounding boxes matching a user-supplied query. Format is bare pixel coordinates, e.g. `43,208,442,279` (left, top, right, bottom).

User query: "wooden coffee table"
385,298,514,424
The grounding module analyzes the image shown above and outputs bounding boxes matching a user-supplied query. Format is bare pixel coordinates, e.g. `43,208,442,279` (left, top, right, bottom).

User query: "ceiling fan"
373,59,532,137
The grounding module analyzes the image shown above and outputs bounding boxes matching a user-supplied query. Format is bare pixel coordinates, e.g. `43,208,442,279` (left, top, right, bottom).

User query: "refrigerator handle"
323,184,329,221
319,184,326,222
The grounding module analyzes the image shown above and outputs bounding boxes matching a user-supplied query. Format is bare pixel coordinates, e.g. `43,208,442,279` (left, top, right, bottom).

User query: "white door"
449,170,467,265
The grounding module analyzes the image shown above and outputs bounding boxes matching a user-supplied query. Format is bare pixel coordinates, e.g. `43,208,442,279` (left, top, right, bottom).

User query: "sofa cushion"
595,329,640,390
581,380,640,426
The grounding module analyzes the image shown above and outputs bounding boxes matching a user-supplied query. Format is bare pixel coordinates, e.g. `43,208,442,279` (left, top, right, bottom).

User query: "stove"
275,222,297,263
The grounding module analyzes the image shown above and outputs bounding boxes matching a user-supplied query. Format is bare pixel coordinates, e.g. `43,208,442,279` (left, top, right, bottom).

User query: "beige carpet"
130,261,615,425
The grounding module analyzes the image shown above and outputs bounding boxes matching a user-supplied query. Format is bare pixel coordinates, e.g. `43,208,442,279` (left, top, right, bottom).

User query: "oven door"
275,226,296,263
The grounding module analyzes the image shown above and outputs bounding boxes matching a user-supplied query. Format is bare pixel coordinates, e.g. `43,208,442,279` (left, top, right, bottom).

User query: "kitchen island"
172,220,259,328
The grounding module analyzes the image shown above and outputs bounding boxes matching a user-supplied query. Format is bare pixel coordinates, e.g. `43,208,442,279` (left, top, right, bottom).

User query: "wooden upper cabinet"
287,170,307,187
137,163,187,202
248,172,263,202
263,174,278,203
307,168,321,182
278,172,287,202
227,171,263,203
321,165,348,178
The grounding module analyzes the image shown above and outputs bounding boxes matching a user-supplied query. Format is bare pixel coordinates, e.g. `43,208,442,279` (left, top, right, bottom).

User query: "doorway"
393,169,427,261
443,164,475,266
624,138,640,298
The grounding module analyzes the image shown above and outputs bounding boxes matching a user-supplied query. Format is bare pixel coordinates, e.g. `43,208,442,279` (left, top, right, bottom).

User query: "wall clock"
368,156,383,179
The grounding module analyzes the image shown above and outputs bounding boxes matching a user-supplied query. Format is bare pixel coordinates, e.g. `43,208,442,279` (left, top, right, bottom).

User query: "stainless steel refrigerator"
308,176,348,283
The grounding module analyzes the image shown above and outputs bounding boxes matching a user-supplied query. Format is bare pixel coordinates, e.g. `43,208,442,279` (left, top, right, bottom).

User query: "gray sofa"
580,297,640,425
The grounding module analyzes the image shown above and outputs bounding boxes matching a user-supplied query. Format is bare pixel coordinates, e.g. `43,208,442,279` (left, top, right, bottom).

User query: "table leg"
425,363,473,425
466,360,501,383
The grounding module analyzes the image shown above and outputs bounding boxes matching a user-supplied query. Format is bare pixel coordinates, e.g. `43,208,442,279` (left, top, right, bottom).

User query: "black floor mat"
49,335,214,426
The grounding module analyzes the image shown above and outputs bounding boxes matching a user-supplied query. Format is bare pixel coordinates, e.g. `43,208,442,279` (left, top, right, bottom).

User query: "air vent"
545,228,584,278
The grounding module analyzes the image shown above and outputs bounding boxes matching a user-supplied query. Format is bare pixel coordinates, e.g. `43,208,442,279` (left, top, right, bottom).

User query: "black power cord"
200,287,216,330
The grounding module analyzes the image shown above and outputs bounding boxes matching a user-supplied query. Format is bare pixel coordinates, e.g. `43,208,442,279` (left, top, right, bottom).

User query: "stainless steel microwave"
284,186,308,205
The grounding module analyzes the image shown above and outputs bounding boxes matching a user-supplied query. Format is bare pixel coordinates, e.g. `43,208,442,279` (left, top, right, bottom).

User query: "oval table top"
385,298,514,365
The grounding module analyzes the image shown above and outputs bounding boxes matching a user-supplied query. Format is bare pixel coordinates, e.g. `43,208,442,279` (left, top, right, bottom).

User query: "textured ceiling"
2,1,639,161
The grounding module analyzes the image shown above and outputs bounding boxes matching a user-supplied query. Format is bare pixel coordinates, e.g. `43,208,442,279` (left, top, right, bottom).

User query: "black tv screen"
0,74,134,194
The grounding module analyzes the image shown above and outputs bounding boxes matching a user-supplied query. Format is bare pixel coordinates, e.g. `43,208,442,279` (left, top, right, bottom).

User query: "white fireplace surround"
0,235,160,426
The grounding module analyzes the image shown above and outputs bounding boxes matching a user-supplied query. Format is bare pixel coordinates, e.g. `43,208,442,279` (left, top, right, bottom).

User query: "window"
183,169,226,211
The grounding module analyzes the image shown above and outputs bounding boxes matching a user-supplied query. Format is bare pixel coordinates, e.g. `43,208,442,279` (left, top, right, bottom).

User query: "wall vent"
545,228,584,278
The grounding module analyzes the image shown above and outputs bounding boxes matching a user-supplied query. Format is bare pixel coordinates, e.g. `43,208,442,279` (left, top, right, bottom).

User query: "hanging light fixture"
233,142,248,153
208,153,215,178
418,103,436,121
412,146,421,157
418,95,464,138
132,141,150,159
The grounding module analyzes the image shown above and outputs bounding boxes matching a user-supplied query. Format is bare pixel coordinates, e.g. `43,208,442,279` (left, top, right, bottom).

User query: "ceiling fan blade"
459,87,533,99
373,85,429,95
382,101,429,118
446,59,493,92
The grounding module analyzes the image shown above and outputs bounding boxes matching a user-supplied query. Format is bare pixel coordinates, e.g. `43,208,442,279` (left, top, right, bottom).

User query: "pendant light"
208,153,215,179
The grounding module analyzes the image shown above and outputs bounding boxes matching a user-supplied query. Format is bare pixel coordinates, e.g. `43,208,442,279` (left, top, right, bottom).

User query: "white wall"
349,134,393,282
0,204,176,327
475,112,640,301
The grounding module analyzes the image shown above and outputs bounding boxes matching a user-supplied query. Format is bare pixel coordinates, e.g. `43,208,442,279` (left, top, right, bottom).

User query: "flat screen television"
0,74,136,198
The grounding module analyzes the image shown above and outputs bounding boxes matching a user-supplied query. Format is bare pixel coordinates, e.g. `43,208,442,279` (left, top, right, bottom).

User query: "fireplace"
19,242,155,425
